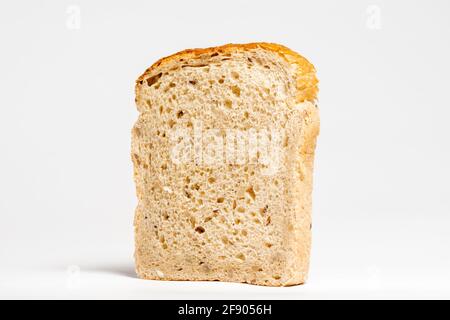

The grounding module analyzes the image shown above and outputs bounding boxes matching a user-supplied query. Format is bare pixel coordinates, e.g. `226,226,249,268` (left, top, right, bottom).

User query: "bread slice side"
132,43,319,286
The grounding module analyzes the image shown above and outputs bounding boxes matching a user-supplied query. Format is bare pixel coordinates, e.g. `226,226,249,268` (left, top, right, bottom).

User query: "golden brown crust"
136,42,318,103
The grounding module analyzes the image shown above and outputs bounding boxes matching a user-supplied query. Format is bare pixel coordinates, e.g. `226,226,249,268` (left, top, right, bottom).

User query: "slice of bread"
132,43,319,286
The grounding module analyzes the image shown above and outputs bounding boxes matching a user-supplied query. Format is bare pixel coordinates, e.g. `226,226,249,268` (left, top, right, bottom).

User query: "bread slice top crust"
136,43,318,104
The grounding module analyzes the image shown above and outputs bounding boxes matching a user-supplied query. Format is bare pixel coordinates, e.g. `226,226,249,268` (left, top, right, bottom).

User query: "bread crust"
136,42,318,103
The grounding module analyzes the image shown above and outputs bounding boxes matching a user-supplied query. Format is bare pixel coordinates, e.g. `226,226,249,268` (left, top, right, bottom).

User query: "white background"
1,0,449,299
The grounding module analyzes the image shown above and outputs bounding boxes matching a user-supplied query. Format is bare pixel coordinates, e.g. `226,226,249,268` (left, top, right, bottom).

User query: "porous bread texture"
132,43,319,286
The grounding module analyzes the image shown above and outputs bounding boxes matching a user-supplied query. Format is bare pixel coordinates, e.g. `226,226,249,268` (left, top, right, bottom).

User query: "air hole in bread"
192,183,200,190
231,85,241,97
168,119,176,128
224,99,233,109
146,73,162,87
246,186,256,201
260,205,268,215
208,177,216,184
224,100,232,109
217,197,224,203
195,226,205,234
182,64,208,68
132,153,141,166
236,253,246,261
189,216,196,228
133,127,141,137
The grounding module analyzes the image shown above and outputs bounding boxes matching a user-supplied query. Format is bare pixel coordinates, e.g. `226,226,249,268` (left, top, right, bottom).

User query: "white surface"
1,0,450,299
2,215,449,299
